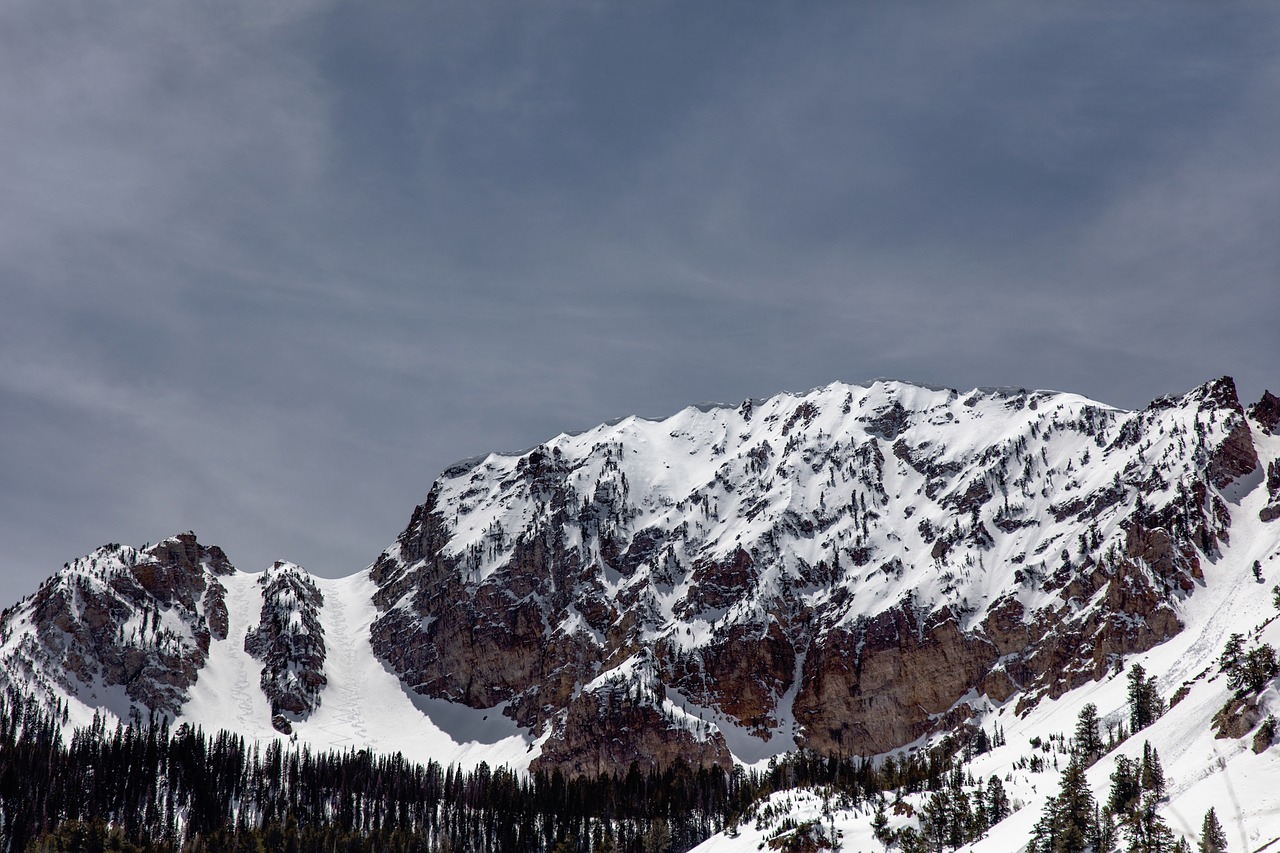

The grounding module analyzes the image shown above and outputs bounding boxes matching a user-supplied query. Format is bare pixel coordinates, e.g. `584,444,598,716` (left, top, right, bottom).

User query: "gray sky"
2,0,1278,606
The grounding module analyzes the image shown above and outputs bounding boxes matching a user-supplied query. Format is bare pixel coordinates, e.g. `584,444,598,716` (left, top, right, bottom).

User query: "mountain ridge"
4,374,1279,848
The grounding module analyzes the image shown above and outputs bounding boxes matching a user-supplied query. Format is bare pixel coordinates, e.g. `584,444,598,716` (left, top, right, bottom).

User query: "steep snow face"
368,376,1265,773
180,570,540,771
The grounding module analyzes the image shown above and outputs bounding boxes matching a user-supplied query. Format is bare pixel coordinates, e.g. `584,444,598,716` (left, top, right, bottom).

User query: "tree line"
0,691,978,853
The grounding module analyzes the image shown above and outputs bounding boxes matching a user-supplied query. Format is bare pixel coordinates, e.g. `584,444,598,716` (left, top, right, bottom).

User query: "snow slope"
182,569,542,769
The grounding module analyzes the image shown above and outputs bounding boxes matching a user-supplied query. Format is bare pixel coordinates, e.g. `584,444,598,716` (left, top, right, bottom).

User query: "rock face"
244,561,327,730
1261,459,1280,524
368,376,1267,774
1213,695,1263,740
1249,390,1280,436
0,533,233,719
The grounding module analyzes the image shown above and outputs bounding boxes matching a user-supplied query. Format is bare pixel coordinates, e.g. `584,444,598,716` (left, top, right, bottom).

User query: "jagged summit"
366,374,1268,774
0,532,232,721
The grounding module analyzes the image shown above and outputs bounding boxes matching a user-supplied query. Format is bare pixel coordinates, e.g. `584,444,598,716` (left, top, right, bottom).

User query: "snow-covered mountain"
2,376,1279,848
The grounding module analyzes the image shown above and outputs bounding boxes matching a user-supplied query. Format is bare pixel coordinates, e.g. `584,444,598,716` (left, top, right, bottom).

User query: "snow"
185,569,541,770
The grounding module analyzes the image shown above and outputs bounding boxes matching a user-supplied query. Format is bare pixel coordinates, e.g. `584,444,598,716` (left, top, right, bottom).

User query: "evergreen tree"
1029,797,1060,853
871,804,891,850
897,826,928,853
1127,664,1161,733
1097,805,1117,853
986,774,1011,826
1122,792,1177,853
1219,634,1245,676
1140,743,1166,801
1075,703,1104,766
1198,807,1227,852
1053,759,1098,853
1109,755,1142,815
1240,645,1279,694
920,789,953,851
641,817,670,853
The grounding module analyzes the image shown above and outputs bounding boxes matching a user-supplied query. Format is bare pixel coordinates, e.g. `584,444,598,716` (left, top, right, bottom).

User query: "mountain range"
2,375,1278,850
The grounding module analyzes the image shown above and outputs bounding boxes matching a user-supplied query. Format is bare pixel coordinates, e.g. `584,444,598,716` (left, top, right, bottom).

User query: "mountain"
2,376,1279,849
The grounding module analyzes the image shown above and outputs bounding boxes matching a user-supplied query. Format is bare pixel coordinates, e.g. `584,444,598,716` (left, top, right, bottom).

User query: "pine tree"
1240,645,1279,694
1109,755,1141,815
1075,703,1104,766
1199,807,1227,852
1097,805,1117,853
1219,634,1245,676
1029,796,1059,853
871,804,891,850
986,774,1011,826
1140,742,1166,801
1055,759,1098,853
1122,792,1177,853
1127,664,1161,733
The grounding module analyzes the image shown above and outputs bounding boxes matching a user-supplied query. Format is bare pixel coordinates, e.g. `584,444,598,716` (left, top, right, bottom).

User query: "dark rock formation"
1262,459,1280,523
1249,390,1280,436
1213,695,1262,740
244,561,327,724
0,533,232,717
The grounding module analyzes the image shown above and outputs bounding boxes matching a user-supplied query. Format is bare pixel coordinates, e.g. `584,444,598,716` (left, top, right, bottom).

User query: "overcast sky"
2,0,1278,605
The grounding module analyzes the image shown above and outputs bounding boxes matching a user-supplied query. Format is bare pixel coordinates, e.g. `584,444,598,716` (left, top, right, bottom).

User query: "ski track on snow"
311,588,369,751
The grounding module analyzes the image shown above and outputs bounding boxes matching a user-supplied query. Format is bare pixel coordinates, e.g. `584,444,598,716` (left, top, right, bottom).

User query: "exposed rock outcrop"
0,533,232,718
1261,459,1280,523
244,561,327,727
1249,390,1280,436
1213,695,1263,740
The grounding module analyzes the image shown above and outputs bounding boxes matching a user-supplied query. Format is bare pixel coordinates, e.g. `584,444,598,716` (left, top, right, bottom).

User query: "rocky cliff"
367,376,1269,774
244,561,327,732
0,533,233,720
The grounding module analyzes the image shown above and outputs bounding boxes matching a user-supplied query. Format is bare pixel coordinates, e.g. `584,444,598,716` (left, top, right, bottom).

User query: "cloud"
0,0,1277,607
